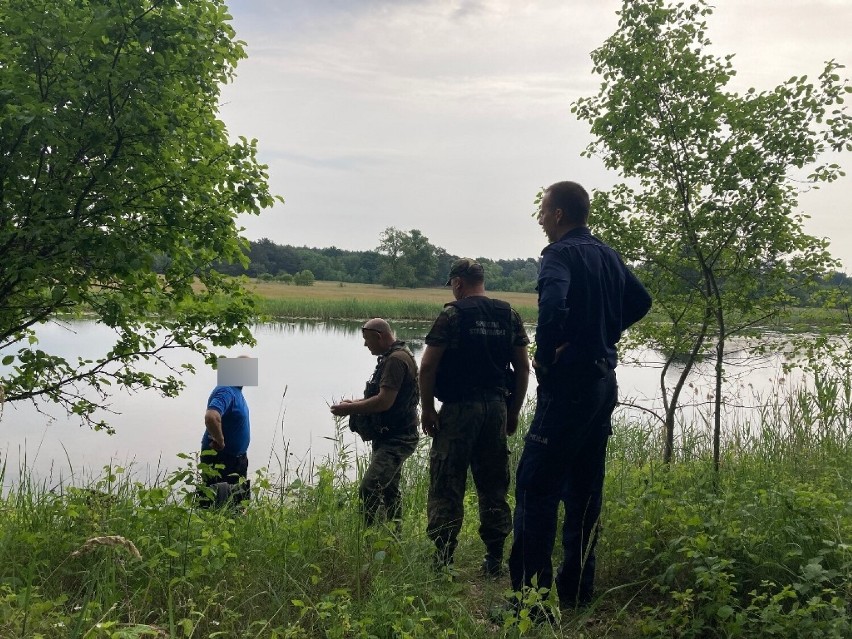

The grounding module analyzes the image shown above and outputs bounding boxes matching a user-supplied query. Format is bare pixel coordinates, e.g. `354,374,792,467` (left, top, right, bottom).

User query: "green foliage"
376,227,439,288
293,270,315,287
1,373,850,637
610,474,851,638
0,0,279,428
473,256,538,294
572,0,852,464
214,237,539,292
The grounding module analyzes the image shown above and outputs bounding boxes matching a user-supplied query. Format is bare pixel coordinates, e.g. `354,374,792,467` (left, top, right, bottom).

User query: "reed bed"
1,376,850,638
258,297,449,322
247,279,852,332
249,280,540,323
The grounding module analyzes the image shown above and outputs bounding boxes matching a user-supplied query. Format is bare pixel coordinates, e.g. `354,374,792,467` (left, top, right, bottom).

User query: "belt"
562,357,609,369
552,359,612,382
447,387,506,402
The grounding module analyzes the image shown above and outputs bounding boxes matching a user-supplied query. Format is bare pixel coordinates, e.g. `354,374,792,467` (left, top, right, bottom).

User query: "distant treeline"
171,232,851,305
210,232,541,293
786,269,852,310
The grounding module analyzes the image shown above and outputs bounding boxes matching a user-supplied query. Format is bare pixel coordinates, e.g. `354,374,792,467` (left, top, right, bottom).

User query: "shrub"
293,270,315,286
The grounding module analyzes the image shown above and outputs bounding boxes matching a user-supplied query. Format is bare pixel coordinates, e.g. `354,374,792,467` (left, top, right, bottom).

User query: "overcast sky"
218,0,852,271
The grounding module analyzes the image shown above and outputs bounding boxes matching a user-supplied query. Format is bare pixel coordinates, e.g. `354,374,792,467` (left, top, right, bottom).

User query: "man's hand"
532,359,549,383
421,406,440,437
533,342,569,382
506,412,520,436
210,436,225,451
330,399,354,417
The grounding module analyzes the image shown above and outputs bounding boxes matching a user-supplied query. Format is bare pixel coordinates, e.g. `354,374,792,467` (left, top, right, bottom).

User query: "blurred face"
361,327,384,355
537,190,561,243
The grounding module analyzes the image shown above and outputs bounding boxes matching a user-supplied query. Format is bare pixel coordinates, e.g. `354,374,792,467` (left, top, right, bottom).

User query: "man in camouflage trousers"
331,318,420,527
420,259,530,575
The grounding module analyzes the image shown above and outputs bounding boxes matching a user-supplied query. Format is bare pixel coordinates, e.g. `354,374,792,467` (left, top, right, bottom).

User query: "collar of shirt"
557,226,591,243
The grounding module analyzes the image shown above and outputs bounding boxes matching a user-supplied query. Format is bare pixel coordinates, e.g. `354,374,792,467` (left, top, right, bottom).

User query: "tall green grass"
257,297,540,324
1,376,850,638
258,297,448,322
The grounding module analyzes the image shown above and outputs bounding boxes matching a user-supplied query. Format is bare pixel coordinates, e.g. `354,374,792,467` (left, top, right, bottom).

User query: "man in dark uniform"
420,259,530,574
330,318,419,527
508,181,652,608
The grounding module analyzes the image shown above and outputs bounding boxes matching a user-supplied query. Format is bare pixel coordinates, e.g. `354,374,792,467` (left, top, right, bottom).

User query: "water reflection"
261,319,429,356
0,318,807,488
0,318,444,488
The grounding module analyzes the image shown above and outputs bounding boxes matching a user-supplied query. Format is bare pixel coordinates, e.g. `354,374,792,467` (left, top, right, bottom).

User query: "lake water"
0,319,795,488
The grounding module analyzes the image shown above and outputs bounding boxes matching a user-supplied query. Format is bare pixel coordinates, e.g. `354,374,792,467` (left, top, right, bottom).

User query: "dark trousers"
197,449,250,508
508,370,617,605
360,432,418,525
200,449,249,485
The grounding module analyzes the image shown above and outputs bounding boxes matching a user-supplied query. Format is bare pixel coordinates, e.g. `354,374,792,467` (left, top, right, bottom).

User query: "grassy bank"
248,280,539,323
247,279,852,333
1,378,850,638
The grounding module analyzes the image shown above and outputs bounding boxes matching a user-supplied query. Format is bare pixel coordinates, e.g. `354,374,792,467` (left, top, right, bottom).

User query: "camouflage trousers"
427,396,511,562
361,431,418,526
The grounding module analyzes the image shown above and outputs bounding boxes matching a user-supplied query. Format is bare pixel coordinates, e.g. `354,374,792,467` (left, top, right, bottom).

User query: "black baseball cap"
445,258,485,286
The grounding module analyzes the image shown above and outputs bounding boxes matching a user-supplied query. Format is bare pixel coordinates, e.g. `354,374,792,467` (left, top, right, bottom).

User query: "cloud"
265,150,395,172
221,0,852,268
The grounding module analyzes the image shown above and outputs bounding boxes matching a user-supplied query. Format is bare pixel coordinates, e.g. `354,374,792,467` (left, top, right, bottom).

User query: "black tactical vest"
434,297,513,402
363,341,419,433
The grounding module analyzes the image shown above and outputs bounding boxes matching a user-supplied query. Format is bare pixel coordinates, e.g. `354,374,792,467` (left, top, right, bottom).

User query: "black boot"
481,553,505,577
432,542,455,572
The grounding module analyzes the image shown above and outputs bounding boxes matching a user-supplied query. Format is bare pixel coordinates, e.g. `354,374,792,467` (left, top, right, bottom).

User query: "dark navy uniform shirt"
535,227,652,372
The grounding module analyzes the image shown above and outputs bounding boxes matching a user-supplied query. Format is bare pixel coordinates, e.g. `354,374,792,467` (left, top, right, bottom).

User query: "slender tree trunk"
662,309,712,463
713,326,725,474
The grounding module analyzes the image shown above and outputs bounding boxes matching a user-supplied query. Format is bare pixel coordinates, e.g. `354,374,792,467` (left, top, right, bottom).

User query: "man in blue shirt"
508,181,651,609
200,385,251,505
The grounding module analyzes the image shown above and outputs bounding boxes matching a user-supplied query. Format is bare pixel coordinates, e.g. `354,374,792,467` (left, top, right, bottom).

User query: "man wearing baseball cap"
420,258,530,575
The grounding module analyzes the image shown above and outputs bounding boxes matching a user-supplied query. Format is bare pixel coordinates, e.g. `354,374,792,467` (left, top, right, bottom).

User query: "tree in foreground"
0,0,278,429
573,0,852,465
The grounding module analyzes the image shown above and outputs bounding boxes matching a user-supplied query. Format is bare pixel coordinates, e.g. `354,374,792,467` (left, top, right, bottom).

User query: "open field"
248,279,540,323
248,279,538,307
246,279,852,332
